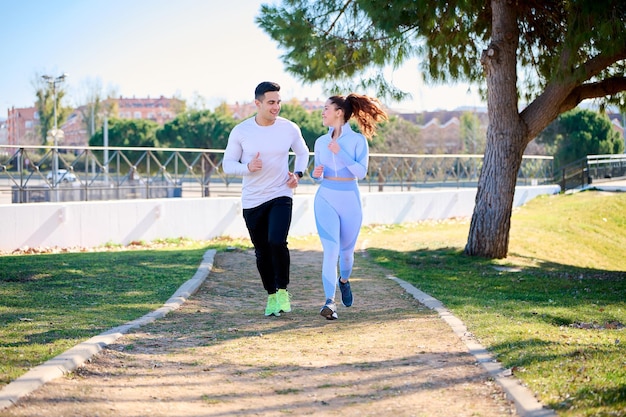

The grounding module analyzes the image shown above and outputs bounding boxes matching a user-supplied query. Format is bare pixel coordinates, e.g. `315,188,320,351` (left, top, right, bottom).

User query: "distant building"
4,96,184,149
61,110,88,148
393,109,489,154
421,117,462,153
6,107,40,148
395,109,488,126
227,97,325,120
227,101,257,120
111,95,183,125
299,97,325,112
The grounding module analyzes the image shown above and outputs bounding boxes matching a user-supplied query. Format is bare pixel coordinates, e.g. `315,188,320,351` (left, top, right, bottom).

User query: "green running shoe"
264,293,281,317
276,289,291,313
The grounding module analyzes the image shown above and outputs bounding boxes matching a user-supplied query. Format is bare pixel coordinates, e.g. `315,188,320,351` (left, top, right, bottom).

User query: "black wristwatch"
295,171,304,178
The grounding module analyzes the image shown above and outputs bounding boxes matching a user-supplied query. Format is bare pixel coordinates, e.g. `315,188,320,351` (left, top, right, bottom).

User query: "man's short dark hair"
255,81,280,101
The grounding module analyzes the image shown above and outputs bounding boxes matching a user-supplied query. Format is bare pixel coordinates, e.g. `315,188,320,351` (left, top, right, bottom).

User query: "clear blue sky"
0,0,483,117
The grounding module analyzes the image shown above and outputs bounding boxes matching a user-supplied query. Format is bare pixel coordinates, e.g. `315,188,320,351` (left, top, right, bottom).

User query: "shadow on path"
0,243,553,417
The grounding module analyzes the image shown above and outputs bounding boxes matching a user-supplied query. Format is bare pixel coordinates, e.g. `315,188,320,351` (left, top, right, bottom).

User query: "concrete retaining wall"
0,185,560,252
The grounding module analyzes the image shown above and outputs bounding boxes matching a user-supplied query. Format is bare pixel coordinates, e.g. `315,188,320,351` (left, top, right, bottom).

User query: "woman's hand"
313,165,324,178
328,139,340,154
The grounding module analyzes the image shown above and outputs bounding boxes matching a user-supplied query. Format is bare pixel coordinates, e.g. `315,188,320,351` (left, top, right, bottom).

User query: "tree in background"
372,116,422,154
75,77,119,140
156,109,237,195
537,109,624,169
76,77,103,139
88,118,159,180
34,74,72,146
460,112,485,154
157,109,235,150
279,102,326,150
213,102,233,118
257,1,626,258
89,118,159,148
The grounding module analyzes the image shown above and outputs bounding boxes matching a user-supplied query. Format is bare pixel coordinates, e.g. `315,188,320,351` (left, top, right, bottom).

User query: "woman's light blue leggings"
314,179,362,300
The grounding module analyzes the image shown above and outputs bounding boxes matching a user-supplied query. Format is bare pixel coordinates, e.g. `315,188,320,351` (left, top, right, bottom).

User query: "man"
223,81,310,317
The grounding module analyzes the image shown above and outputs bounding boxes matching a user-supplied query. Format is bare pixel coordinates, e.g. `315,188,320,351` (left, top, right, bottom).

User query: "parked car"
46,169,77,184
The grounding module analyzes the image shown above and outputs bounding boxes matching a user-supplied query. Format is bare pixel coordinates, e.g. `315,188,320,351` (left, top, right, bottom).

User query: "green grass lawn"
364,190,626,417
0,238,248,387
1,190,624,416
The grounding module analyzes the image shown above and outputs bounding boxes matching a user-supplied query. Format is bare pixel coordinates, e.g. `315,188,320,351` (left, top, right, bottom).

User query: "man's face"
255,91,281,125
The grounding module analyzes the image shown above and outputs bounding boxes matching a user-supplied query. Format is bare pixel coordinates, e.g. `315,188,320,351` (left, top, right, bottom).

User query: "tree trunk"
465,0,527,259
464,127,526,258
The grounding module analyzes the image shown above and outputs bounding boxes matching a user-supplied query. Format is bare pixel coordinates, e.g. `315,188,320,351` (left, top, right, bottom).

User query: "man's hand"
247,152,262,172
286,172,299,188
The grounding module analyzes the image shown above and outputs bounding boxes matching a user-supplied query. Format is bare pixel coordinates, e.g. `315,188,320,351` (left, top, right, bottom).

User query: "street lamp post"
42,73,68,200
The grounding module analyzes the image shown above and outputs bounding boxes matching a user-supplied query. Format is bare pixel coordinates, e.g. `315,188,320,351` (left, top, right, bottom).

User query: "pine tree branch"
559,76,626,113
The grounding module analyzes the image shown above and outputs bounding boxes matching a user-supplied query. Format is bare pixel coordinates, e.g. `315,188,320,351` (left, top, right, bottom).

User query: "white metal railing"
0,145,554,204
556,154,626,191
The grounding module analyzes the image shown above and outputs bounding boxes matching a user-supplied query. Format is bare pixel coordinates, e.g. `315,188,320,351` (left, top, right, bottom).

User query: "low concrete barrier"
0,185,560,253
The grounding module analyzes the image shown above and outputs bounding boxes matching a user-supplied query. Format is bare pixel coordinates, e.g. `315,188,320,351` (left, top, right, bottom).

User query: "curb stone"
0,249,216,411
388,275,557,417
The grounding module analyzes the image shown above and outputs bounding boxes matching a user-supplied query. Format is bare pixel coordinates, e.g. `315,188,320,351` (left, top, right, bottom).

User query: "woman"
311,93,388,320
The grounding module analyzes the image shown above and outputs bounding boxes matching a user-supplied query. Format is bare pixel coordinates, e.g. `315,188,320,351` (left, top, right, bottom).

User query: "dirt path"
1,239,516,417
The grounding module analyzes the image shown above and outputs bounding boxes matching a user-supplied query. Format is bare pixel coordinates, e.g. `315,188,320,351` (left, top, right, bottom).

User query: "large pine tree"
257,0,626,258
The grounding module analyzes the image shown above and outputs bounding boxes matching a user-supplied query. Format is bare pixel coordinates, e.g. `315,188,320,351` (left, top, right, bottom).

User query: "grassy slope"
508,191,626,271
364,190,626,417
